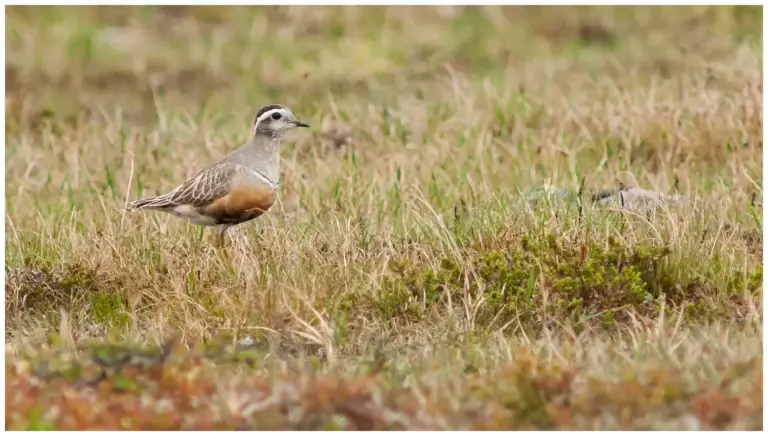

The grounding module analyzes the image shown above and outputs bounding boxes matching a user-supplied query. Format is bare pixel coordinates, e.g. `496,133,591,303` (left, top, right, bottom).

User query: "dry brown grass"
5,5,763,430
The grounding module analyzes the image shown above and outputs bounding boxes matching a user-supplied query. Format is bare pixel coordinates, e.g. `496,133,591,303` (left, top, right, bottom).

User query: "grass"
5,5,763,430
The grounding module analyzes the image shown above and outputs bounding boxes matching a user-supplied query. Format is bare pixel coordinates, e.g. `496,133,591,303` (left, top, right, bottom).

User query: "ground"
4,5,763,430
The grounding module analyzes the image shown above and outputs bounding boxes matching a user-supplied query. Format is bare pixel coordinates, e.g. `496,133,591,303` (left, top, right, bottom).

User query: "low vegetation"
5,5,763,430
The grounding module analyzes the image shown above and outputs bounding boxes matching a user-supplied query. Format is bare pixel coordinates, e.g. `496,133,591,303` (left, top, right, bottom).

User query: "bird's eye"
271,112,282,120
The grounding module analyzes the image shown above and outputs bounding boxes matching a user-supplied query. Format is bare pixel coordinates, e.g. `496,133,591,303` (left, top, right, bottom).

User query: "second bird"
125,104,309,247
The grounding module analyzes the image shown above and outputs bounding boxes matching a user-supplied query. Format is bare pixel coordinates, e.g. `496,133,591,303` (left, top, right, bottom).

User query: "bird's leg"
216,225,239,276
214,224,232,261
215,224,231,248
194,226,205,251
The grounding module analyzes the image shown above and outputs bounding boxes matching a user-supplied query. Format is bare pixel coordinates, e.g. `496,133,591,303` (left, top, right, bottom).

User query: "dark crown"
253,104,288,126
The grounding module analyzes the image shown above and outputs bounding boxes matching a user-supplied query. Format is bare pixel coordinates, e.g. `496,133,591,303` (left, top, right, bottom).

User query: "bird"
124,104,310,247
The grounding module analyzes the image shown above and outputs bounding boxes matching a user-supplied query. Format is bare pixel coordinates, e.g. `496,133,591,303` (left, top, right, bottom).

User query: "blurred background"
6,6,762,132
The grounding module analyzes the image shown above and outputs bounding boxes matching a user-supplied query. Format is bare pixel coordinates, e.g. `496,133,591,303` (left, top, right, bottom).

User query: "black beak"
294,120,310,128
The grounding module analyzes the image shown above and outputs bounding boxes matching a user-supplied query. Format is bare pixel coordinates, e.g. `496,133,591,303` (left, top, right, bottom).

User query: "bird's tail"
124,195,173,212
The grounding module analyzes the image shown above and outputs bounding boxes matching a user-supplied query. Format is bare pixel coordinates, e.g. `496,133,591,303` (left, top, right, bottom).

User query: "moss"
6,262,115,323
89,293,130,328
58,263,98,291
112,373,142,393
375,259,425,322
374,232,748,332
198,292,226,320
319,414,350,430
727,263,763,296
4,262,130,332
18,406,57,430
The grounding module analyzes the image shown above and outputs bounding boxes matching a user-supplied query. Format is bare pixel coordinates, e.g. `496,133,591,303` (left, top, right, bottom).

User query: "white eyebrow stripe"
248,168,278,190
253,108,288,130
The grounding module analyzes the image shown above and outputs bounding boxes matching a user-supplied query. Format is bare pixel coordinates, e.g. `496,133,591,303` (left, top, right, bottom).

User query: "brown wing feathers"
125,163,237,211
124,162,278,225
